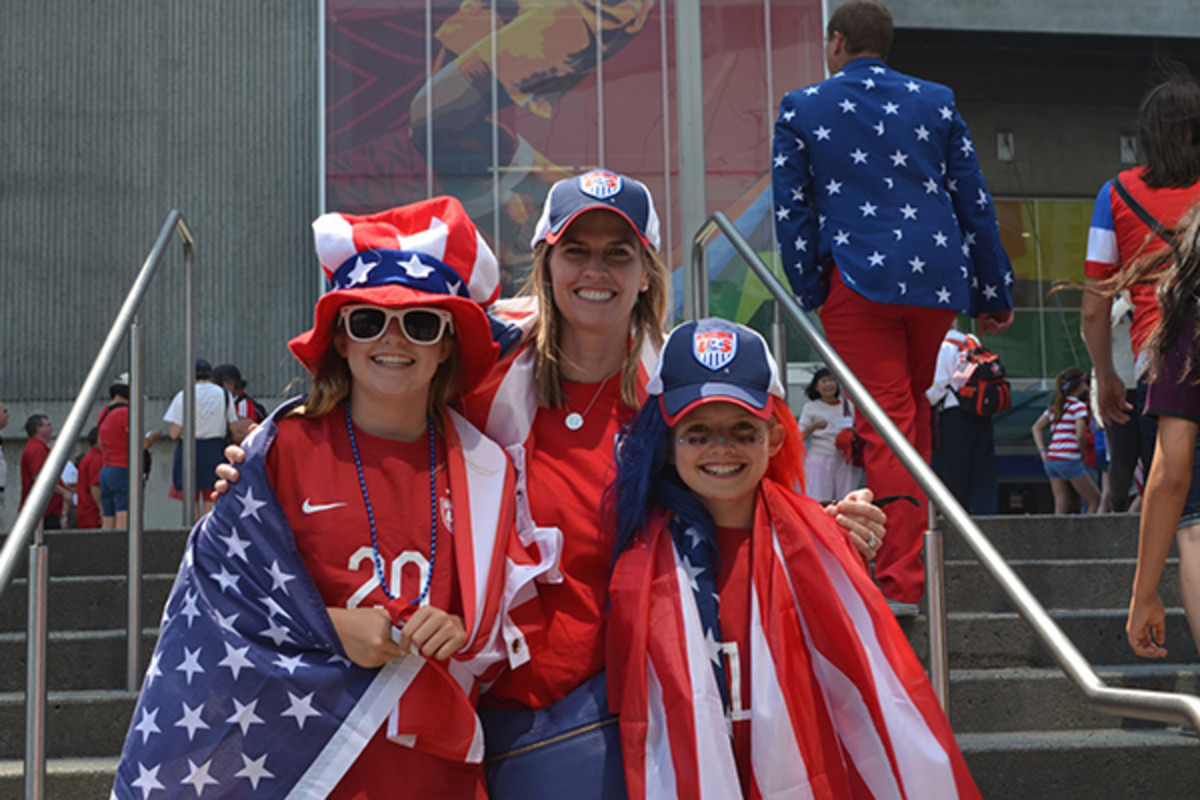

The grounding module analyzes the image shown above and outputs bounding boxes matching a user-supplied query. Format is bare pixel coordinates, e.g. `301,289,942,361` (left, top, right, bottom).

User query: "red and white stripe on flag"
609,481,981,799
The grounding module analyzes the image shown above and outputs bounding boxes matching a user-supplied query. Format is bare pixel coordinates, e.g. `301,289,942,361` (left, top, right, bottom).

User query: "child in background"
797,366,861,503
113,198,551,799
606,318,978,799
1032,366,1102,514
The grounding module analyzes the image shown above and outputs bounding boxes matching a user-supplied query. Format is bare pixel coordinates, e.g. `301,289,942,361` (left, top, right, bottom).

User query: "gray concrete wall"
889,29,1200,199
887,0,1196,39
1,1,320,409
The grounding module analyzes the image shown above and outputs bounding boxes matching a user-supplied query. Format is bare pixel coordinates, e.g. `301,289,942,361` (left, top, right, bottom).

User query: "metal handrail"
693,210,1200,732
0,210,196,799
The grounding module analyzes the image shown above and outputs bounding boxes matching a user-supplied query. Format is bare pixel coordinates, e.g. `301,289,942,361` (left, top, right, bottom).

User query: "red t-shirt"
715,525,754,793
267,409,482,798
1084,169,1200,356
98,403,130,469
20,438,63,517
483,377,631,710
75,448,103,528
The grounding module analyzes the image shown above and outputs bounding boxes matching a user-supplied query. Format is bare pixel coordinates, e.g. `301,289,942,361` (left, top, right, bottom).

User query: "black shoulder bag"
1110,175,1179,249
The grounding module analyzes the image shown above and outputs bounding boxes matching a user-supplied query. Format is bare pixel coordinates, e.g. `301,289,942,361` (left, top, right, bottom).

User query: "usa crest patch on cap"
692,325,737,371
578,170,623,200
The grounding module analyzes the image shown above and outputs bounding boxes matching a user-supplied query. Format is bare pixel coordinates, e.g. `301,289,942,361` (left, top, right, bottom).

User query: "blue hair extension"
607,400,716,560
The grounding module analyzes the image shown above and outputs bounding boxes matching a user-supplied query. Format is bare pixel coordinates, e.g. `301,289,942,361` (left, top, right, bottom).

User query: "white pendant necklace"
564,373,616,431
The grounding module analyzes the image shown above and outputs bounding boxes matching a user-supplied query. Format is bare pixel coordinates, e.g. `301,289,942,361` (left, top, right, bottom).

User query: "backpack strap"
1111,175,1179,249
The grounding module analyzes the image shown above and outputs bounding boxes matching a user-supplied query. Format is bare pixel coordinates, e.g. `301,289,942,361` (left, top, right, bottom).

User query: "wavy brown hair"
1102,201,1200,384
292,320,461,432
1138,77,1200,190
521,239,670,411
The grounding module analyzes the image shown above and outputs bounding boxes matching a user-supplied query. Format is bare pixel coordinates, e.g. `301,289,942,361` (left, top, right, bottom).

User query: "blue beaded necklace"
344,402,437,605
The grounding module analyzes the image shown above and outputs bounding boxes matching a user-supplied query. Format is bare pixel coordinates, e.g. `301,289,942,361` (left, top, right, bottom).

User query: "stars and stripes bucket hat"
289,196,501,393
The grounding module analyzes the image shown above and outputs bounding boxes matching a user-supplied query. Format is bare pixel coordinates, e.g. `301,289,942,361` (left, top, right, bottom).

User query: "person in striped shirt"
1032,366,1102,514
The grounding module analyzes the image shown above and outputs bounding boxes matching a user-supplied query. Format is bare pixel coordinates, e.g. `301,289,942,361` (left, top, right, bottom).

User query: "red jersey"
75,448,103,528
20,438,63,517
267,410,482,798
98,403,130,469
483,377,631,709
1084,169,1200,357
715,525,753,791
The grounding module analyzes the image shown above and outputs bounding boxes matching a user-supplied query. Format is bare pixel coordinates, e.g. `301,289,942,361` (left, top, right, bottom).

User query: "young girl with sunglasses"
114,198,551,799
605,318,979,799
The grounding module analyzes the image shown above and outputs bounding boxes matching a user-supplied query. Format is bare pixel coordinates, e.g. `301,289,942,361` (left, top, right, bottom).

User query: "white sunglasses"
339,305,454,345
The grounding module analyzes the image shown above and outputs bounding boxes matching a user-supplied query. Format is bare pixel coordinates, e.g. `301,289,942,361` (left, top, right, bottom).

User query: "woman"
1103,201,1200,660
1082,76,1200,460
798,366,861,503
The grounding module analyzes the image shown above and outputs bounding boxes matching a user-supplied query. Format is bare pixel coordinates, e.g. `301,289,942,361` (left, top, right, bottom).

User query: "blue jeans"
1044,458,1088,481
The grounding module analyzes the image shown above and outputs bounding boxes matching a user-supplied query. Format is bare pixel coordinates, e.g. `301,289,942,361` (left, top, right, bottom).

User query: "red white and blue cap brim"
531,169,661,251
647,318,785,426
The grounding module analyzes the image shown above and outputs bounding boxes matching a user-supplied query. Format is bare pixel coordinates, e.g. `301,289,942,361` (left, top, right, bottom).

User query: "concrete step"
960,728,1200,800
944,557,1178,613
0,758,119,799
948,664,1200,733
0,630,157,692
0,574,176,633
949,513,1139,560
0,690,137,759
0,528,189,578
904,608,1199,669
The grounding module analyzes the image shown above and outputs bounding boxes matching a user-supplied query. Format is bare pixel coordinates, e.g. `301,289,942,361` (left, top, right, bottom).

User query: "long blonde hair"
522,239,670,410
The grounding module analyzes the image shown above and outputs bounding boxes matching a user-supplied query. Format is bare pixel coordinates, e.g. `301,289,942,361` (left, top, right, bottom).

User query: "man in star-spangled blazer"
772,0,1013,610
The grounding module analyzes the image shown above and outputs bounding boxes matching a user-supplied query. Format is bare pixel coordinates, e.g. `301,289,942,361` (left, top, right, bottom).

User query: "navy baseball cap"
531,169,662,251
647,318,786,426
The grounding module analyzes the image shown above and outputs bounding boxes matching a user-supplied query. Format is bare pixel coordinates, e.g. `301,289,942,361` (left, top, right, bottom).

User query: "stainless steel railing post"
925,502,949,713
0,211,196,798
127,319,146,690
183,245,197,524
24,523,48,800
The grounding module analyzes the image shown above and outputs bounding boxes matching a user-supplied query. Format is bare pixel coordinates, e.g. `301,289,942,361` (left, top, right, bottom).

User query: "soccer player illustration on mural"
407,0,654,286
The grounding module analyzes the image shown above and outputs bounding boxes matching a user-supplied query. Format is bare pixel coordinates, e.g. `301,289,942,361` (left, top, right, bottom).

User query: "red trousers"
820,271,956,603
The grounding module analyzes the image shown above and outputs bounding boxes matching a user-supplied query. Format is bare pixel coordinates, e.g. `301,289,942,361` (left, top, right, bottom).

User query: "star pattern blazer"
772,56,1014,317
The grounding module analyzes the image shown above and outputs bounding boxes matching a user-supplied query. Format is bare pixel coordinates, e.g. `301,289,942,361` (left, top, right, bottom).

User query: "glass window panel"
996,200,1040,309
1035,200,1093,309
983,309,1043,380
1043,310,1092,376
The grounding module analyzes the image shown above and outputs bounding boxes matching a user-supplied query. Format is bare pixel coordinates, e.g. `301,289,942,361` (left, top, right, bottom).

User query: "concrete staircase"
904,513,1200,799
0,528,188,797
2,516,1198,797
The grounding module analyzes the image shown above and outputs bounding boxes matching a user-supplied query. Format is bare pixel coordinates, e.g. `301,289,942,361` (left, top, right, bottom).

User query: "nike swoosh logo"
302,499,347,515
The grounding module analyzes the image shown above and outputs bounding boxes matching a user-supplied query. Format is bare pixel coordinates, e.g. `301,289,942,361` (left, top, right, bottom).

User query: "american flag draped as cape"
112,404,554,799
608,478,980,799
